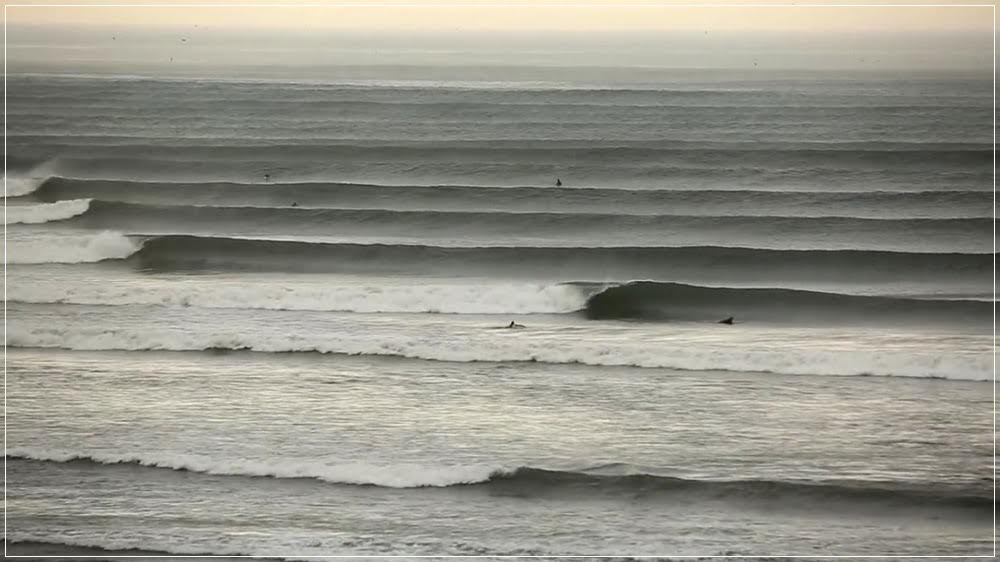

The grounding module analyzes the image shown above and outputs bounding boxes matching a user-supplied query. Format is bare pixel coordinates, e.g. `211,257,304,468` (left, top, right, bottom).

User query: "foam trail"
7,230,140,264
8,279,587,314
7,198,91,224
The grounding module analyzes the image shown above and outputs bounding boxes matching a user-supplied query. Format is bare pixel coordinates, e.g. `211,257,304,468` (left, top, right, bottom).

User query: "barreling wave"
9,450,989,511
119,235,990,287
581,281,991,325
7,230,139,264
6,198,91,224
30,176,994,218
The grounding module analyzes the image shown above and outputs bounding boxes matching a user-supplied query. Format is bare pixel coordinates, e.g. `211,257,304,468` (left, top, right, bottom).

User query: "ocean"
4,69,995,558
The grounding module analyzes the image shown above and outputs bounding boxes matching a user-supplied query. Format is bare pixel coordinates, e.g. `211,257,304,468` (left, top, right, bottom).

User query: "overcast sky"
6,1,994,32
5,2,995,76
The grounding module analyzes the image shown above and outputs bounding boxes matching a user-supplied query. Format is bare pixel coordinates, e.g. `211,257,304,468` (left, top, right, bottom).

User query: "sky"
7,0,993,32
5,1,995,33
3,2,995,75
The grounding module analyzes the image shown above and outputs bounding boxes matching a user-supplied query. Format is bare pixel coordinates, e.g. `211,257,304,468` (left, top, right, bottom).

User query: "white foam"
8,323,989,381
6,230,140,264
5,161,57,196
7,198,91,224
5,175,47,196
9,447,504,488
9,279,588,314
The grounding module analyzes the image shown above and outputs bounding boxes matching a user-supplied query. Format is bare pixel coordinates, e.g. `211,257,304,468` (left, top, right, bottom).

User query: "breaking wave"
580,281,991,325
8,277,987,325
5,174,48,196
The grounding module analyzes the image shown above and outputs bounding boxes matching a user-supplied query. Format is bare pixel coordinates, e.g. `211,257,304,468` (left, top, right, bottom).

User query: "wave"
6,230,139,264
6,198,91,224
53,199,991,252
9,450,989,510
581,281,991,325
8,277,988,324
11,155,987,192
118,235,991,286
10,141,992,168
31,177,993,219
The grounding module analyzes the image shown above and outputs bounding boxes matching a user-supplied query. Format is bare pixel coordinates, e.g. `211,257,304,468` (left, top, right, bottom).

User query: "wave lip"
5,174,48,196
9,449,989,511
7,198,91,224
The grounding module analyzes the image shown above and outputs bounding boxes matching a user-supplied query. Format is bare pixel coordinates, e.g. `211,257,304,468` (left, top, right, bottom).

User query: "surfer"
291,201,298,207
555,178,562,186
264,173,271,182
507,321,525,329
718,317,734,325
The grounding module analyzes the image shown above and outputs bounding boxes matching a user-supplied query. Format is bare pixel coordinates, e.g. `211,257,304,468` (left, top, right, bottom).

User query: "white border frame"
2,2,996,559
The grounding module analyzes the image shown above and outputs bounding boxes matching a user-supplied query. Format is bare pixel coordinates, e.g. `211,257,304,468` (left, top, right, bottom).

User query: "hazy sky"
6,1,995,33
4,2,995,75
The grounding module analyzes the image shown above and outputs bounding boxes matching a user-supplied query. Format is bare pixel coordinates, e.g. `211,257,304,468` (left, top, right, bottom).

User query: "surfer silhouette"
507,321,525,329
291,202,298,207
264,173,271,182
555,178,562,186
718,317,734,325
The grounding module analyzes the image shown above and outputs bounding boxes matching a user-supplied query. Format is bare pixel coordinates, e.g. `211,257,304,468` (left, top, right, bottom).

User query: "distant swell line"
124,235,991,279
32,176,993,219
8,451,989,510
